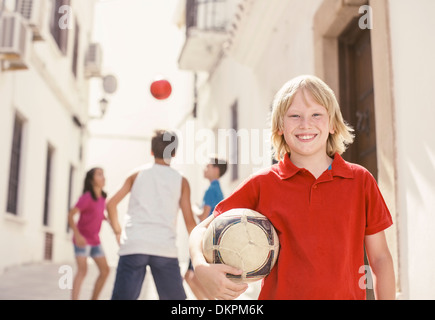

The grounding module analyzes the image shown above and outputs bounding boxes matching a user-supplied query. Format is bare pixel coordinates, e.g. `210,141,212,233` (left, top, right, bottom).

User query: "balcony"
178,0,229,72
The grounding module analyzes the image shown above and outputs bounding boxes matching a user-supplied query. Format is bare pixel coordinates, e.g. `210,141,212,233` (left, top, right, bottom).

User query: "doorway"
339,17,376,300
339,17,377,180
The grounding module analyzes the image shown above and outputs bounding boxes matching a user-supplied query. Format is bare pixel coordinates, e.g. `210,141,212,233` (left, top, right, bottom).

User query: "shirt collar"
330,153,354,179
276,153,354,180
276,154,300,180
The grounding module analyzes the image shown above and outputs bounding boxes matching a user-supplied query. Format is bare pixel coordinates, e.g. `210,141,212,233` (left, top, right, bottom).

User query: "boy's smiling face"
279,89,335,160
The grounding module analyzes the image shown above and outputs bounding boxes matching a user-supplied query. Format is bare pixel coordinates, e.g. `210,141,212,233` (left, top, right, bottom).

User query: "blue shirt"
202,180,224,215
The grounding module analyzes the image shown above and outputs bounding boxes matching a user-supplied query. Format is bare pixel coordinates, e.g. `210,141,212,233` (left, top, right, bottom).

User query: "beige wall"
387,0,435,299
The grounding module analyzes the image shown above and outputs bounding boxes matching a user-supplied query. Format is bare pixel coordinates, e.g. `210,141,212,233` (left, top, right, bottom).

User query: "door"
338,17,377,300
339,18,377,180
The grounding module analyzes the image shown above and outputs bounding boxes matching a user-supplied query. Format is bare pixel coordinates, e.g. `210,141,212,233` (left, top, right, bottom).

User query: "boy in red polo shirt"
189,75,396,300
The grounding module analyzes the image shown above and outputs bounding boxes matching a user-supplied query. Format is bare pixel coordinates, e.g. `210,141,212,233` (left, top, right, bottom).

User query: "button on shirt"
214,153,393,300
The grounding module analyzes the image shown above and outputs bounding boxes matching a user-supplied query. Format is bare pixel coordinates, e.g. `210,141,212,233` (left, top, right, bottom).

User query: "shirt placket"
309,171,333,206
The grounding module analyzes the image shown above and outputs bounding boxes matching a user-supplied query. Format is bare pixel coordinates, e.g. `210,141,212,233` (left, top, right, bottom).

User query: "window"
43,144,55,226
6,114,25,215
230,101,238,181
50,0,71,55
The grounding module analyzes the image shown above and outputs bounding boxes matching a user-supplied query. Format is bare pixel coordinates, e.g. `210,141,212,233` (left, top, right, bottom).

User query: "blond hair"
271,75,354,161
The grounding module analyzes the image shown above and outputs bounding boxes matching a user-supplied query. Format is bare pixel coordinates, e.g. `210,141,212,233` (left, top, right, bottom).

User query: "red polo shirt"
213,153,392,300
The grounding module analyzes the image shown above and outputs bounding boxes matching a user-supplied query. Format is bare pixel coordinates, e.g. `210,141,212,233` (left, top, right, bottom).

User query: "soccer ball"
202,208,280,283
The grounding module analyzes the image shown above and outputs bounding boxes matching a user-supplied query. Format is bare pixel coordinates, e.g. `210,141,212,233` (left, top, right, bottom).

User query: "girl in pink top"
68,167,110,300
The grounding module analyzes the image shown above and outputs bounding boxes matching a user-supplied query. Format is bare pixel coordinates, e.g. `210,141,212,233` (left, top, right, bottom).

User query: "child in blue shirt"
198,158,227,220
185,157,227,299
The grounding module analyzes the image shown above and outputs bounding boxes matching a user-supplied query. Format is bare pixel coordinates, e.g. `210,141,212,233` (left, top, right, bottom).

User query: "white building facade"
0,0,99,273
176,0,435,299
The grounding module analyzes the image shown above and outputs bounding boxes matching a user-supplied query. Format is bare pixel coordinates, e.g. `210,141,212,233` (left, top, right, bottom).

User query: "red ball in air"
150,77,172,100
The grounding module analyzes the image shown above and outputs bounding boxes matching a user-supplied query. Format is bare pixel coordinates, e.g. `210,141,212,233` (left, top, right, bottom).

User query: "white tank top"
118,163,182,258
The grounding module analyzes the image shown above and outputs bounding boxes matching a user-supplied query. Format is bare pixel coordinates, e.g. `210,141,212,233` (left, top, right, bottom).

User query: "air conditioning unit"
0,12,32,71
84,43,103,78
15,0,47,41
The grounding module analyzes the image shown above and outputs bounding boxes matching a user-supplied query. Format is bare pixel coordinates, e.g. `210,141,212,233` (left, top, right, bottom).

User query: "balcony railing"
186,0,227,34
179,0,229,72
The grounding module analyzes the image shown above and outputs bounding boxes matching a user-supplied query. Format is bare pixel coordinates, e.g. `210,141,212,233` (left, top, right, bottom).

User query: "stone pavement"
0,261,261,300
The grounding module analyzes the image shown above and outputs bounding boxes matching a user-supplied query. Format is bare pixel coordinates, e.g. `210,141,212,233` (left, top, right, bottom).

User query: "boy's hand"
194,262,249,300
115,232,121,246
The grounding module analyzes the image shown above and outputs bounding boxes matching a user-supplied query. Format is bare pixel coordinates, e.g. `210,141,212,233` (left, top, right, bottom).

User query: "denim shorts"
74,244,105,258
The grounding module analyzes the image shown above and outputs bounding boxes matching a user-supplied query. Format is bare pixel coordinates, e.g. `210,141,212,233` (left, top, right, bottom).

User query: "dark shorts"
111,254,187,300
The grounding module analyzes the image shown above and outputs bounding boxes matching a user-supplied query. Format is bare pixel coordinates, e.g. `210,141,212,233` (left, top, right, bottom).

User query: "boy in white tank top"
107,129,197,300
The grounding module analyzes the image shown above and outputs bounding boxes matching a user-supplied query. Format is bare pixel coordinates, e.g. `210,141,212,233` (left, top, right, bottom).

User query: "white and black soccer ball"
202,208,280,283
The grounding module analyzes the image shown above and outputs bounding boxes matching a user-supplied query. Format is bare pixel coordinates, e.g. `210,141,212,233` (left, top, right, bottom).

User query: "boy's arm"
198,187,213,221
179,177,197,234
189,214,248,300
365,230,396,300
198,205,211,222
106,172,138,244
